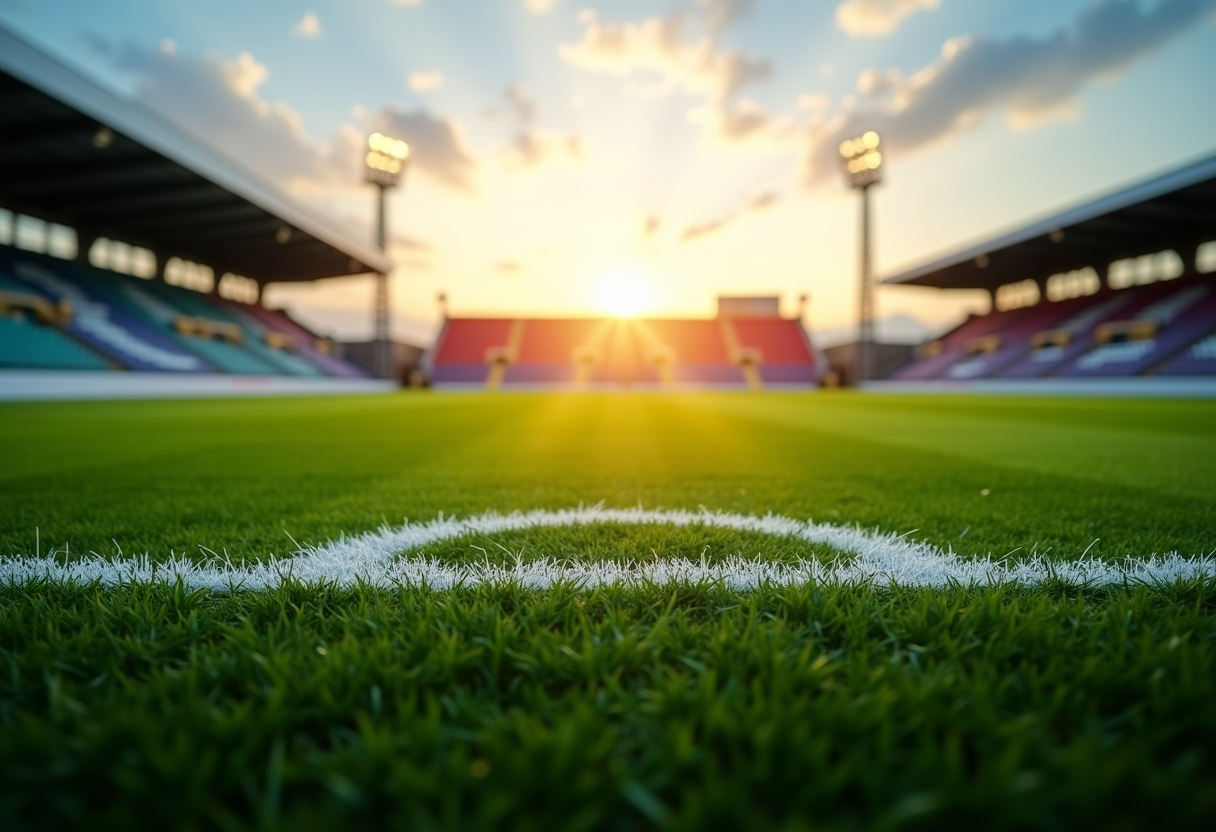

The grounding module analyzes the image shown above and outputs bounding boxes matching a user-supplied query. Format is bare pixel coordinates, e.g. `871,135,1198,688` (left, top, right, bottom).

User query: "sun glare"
593,268,655,318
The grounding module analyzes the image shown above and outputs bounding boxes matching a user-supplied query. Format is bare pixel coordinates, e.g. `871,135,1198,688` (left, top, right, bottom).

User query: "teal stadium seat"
0,315,109,370
218,304,324,377
181,337,280,375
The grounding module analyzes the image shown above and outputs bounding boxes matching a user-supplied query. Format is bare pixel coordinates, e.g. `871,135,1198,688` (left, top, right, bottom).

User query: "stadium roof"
0,25,390,284
882,152,1216,291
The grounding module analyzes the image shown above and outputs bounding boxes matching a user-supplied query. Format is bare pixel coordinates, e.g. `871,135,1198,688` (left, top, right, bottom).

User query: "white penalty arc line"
1,506,1213,591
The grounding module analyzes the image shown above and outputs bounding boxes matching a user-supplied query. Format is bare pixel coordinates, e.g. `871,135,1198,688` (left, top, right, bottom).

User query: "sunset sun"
593,268,655,318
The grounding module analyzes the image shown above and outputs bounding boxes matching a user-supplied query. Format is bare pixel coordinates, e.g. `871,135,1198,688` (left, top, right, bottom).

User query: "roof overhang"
882,152,1216,291
0,25,391,284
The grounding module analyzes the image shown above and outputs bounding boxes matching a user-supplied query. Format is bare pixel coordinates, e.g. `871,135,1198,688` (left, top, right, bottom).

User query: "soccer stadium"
2,3,1215,830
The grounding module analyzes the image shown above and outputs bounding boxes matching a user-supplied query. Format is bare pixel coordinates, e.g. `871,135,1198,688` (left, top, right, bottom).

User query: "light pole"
364,132,410,380
839,131,883,386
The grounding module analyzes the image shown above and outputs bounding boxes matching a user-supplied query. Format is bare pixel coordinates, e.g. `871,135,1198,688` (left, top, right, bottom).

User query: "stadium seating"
238,304,369,378
729,318,818,384
117,279,280,375
213,300,326,377
1056,280,1214,377
1159,330,1216,375
502,319,611,385
431,319,517,386
0,314,111,370
892,273,1216,382
0,244,367,379
0,248,211,373
890,306,1031,381
430,313,817,389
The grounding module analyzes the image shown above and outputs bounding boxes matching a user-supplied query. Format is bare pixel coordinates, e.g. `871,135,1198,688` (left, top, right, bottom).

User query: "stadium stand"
728,318,819,385
430,303,818,390
0,25,391,399
1160,330,1216,376
430,319,518,386
0,314,110,371
0,243,370,380
1,246,212,373
881,152,1216,391
893,274,1216,382
504,319,608,385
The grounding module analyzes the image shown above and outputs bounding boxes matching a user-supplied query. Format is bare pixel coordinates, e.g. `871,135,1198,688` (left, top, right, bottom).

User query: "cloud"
698,0,754,31
836,0,939,37
495,84,584,171
367,107,480,192
686,98,790,145
107,42,479,196
408,71,444,91
559,9,770,102
294,11,322,38
803,0,1216,182
560,5,781,147
681,190,781,242
111,44,345,194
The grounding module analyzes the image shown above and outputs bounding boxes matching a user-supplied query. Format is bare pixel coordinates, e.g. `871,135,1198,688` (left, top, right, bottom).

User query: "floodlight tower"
364,132,410,380
839,131,883,385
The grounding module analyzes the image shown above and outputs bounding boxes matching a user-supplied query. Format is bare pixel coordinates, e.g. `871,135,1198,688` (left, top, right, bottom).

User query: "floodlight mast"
839,131,883,386
364,132,410,380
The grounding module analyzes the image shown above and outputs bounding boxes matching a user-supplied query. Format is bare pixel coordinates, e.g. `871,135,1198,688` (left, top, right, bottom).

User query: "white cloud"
109,43,479,195
408,71,445,91
559,10,770,102
835,0,940,37
294,11,322,38
804,0,1216,181
686,98,790,146
560,6,781,147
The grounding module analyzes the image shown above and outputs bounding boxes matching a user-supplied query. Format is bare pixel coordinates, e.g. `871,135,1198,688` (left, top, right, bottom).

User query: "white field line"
0,506,1213,591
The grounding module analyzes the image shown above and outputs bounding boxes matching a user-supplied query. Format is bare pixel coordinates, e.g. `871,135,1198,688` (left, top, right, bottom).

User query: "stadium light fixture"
364,132,410,380
365,132,410,188
839,130,883,385
839,131,883,190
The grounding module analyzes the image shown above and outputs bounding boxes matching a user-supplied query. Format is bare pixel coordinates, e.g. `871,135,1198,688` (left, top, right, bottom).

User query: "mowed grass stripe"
688,394,1216,497
1,394,1213,562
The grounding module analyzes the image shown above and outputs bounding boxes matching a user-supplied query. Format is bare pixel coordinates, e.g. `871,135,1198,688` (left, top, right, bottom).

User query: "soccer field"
2,392,1215,829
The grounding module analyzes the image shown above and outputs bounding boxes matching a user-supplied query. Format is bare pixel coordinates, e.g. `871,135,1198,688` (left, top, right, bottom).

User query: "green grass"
2,392,1215,829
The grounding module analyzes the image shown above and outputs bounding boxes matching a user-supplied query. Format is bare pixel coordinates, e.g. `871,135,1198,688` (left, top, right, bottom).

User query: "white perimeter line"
1,507,1213,591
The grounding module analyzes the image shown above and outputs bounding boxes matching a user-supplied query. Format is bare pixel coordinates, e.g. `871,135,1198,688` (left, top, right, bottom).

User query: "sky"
1,0,1214,345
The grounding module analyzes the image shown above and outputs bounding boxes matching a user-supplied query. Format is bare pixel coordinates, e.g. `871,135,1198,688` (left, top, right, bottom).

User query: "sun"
592,267,655,318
